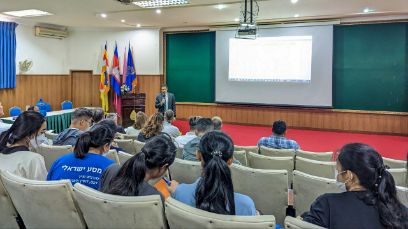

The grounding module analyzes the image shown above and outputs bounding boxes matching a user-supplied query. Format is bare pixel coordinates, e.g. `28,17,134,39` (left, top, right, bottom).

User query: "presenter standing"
155,84,176,117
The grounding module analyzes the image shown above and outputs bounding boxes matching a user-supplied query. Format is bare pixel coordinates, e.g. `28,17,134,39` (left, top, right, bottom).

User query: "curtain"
0,21,18,88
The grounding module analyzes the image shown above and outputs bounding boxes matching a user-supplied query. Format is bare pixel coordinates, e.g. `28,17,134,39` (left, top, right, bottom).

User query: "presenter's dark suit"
155,93,176,116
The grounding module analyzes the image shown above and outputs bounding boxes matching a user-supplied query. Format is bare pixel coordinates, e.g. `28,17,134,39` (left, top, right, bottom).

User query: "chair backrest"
296,150,333,162
104,150,120,165
388,168,407,187
0,171,19,229
9,106,22,117
295,156,336,179
165,197,275,229
133,140,145,155
73,183,166,229
117,151,133,165
383,157,406,169
234,145,259,154
234,150,248,166
169,158,201,184
397,186,408,207
114,139,136,154
0,171,86,229
292,170,341,216
259,146,295,157
175,147,183,159
231,164,288,225
37,144,73,171
247,152,294,184
61,100,73,110
44,130,58,141
122,134,138,140
284,216,326,229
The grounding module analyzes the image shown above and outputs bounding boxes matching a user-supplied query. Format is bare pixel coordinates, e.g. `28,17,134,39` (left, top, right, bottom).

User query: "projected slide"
228,36,313,82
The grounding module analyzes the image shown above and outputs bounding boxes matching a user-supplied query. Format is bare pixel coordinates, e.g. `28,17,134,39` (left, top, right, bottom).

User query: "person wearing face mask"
302,143,408,229
47,124,115,189
0,111,47,180
0,102,12,134
53,108,93,146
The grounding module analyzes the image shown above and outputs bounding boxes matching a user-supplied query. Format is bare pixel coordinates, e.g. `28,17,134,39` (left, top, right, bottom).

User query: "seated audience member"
106,113,126,134
0,111,47,180
257,120,300,150
212,116,223,131
182,118,214,161
302,143,408,229
27,105,40,112
100,135,176,201
53,108,93,146
0,102,12,134
126,111,147,136
92,108,105,125
175,116,200,148
47,124,115,189
169,131,256,216
98,119,125,152
137,112,164,142
162,110,181,138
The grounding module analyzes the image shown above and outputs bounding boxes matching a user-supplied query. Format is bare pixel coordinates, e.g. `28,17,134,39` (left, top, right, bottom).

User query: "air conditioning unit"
35,26,68,39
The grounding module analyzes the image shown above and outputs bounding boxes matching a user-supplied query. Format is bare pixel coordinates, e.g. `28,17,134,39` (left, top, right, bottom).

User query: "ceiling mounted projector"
236,0,259,39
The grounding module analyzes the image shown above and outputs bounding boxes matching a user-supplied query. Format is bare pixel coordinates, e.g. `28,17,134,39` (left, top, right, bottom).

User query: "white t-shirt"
125,127,141,136
0,151,47,180
175,132,197,148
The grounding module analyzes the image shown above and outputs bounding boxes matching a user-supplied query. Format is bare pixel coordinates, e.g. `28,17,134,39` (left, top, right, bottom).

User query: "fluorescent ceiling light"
133,0,189,8
3,9,53,17
215,4,227,10
363,8,375,13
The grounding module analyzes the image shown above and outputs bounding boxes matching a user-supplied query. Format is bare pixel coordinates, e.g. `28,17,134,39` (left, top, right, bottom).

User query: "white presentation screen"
216,25,333,107
229,36,313,83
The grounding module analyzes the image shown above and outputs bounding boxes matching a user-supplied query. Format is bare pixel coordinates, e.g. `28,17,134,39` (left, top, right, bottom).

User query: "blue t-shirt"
47,153,114,190
172,178,256,216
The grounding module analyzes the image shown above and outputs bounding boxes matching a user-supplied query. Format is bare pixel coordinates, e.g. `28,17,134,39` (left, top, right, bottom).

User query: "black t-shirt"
302,191,391,229
99,164,164,202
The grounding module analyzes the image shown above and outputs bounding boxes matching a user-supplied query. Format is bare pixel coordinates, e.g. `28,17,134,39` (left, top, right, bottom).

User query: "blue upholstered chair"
9,106,22,117
61,100,73,110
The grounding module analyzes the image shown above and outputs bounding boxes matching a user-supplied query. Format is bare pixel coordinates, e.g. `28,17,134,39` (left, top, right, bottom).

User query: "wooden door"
71,70,101,107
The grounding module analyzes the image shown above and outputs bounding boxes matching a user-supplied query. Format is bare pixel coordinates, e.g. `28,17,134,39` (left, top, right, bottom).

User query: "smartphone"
162,176,171,186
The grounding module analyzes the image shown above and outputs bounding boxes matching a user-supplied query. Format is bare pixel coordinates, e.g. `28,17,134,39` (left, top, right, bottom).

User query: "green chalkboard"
166,32,215,103
333,23,408,112
165,24,408,112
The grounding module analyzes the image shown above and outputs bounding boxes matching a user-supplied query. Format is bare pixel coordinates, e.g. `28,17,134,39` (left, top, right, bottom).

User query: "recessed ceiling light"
234,18,239,22
3,9,53,17
363,8,374,13
215,4,227,10
156,9,162,14
121,19,126,23
136,24,141,27
100,13,107,18
133,0,189,8
294,14,299,17
291,0,298,4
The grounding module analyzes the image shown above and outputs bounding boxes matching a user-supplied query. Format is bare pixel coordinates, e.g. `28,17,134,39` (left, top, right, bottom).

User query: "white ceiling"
0,0,407,29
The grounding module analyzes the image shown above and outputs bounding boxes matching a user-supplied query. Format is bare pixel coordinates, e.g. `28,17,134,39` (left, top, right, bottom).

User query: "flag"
125,44,137,92
111,43,122,117
99,43,110,112
122,46,127,84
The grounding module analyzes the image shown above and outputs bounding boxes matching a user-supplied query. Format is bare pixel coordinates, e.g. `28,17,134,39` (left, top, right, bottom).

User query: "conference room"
0,0,407,228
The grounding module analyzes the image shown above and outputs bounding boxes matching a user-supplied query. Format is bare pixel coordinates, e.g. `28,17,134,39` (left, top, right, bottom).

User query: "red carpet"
173,120,408,160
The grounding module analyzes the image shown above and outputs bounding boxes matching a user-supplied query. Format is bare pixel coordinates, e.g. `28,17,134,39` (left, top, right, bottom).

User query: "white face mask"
335,170,347,192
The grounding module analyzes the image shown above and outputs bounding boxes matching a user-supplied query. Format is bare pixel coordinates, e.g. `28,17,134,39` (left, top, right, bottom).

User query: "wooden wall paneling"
175,103,408,135
136,75,162,117
71,71,94,107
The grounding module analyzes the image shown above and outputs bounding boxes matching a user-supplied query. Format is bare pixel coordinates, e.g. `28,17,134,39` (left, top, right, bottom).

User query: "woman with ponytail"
302,143,408,229
100,134,176,201
0,111,47,180
47,124,115,189
170,131,256,216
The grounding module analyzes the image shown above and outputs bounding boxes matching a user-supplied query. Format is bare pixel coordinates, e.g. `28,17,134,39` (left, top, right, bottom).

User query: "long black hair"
101,134,176,196
0,111,45,150
73,123,114,159
195,131,235,215
337,143,408,229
